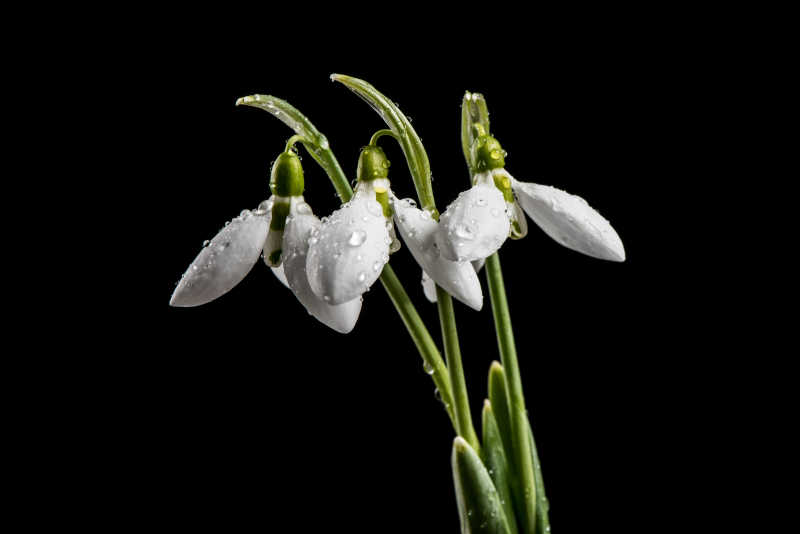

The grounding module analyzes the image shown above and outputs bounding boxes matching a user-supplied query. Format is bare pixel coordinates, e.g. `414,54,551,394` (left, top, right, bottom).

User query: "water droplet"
420,210,431,220
240,209,251,218
348,230,367,246
406,198,417,208
356,254,363,262
454,223,475,240
202,240,210,247
192,265,198,270
357,272,366,282
366,201,383,217
476,198,488,207
423,362,434,375
308,236,318,245
372,261,382,272
323,295,331,302
297,203,312,215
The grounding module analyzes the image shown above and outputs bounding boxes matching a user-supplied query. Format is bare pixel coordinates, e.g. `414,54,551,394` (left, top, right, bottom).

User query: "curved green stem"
485,252,537,533
369,129,400,146
381,268,455,424
436,286,480,454
284,134,304,153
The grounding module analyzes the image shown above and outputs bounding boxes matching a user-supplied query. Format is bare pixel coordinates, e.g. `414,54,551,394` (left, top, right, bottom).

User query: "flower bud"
270,151,304,197
357,145,390,182
472,134,506,172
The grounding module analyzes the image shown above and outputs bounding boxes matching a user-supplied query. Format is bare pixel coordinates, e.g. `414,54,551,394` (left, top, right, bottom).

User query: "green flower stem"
485,252,537,533
436,285,480,454
381,267,455,424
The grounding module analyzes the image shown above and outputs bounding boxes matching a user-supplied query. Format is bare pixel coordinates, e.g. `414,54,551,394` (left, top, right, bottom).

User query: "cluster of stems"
238,76,548,533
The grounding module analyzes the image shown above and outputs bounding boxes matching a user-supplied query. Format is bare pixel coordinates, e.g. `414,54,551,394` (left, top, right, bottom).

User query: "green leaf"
236,94,353,202
488,361,514,466
330,74,436,214
482,401,520,534
452,437,512,534
525,418,551,534
461,91,491,174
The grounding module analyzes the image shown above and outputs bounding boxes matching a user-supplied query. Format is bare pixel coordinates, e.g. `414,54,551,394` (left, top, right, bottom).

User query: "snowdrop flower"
170,150,361,333
306,145,399,305
436,131,625,263
392,196,483,310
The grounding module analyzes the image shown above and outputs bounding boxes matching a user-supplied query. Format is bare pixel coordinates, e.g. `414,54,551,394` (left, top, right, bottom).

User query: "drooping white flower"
277,198,362,333
306,179,392,305
434,171,510,263
393,196,482,310
170,205,271,307
439,128,625,264
505,170,625,262
171,150,363,332
421,259,484,304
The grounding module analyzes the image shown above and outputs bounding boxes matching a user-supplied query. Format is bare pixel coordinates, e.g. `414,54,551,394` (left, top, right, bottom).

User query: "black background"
94,8,726,532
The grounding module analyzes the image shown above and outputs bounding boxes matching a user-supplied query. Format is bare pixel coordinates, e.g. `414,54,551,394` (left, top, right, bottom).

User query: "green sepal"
330,74,436,213
452,437,512,534
236,94,353,203
482,401,520,534
462,92,492,174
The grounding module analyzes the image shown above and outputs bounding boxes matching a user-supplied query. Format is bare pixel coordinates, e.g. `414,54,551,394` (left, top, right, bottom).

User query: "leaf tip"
490,360,504,373
236,95,257,107
453,436,470,453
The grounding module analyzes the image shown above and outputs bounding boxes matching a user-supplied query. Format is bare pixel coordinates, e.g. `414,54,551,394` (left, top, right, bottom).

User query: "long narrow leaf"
488,362,514,464
236,94,353,202
483,401,519,534
452,437,512,534
461,91,491,174
525,418,551,534
330,74,436,212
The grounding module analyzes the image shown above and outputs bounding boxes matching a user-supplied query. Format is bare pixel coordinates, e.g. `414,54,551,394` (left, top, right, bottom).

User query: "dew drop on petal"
348,230,367,247
366,201,383,217
475,198,488,207
454,223,475,240
357,271,366,282
372,261,382,272
297,202,312,215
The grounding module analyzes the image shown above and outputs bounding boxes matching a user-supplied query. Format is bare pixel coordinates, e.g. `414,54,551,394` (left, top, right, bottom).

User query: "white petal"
282,211,362,333
306,193,391,304
393,197,483,311
271,264,290,289
435,183,510,262
511,179,625,262
421,270,437,303
170,210,269,307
